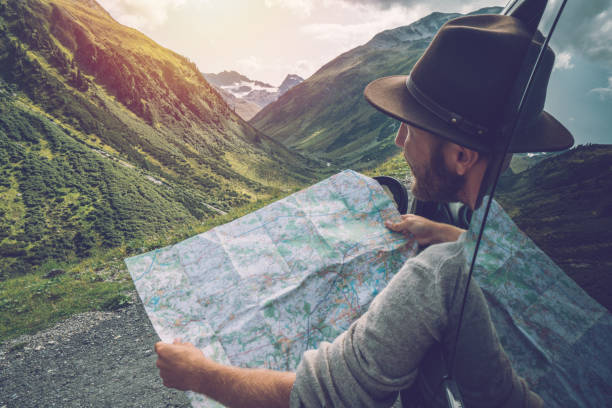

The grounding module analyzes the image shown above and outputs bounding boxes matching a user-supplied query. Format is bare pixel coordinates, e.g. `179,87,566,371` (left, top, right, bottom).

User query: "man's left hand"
385,214,465,245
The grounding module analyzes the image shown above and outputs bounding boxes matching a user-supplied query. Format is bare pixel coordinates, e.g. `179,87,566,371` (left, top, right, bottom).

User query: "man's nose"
395,123,407,148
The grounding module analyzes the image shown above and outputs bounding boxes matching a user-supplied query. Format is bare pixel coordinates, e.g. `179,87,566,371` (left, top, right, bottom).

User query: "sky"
95,0,612,144
96,0,501,85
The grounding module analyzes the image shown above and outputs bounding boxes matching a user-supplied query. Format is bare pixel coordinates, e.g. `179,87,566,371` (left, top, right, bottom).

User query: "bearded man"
154,13,572,408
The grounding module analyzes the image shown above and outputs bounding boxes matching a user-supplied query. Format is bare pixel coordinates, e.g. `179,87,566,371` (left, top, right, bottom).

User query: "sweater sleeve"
290,242,466,407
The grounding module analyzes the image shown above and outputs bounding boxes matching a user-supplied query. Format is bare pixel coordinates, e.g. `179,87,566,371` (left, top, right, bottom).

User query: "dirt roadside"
0,292,192,408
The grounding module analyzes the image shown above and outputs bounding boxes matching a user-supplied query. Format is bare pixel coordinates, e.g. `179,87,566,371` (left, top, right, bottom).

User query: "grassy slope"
2,141,609,341
0,193,297,342
250,8,501,170
250,39,425,170
0,94,218,276
363,151,410,180
0,0,328,277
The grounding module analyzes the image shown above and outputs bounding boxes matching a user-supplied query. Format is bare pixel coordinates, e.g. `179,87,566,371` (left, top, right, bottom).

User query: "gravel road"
0,292,192,408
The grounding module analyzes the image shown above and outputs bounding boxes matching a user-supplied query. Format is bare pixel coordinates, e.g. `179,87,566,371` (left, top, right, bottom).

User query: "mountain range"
0,0,321,278
204,71,304,120
250,7,502,169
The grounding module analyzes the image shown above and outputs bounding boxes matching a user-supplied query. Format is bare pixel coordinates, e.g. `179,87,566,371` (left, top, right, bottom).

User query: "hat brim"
510,111,574,153
363,75,574,153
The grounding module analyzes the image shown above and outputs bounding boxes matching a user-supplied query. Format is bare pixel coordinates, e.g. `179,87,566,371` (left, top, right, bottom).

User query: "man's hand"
155,339,209,391
154,339,295,408
385,214,465,246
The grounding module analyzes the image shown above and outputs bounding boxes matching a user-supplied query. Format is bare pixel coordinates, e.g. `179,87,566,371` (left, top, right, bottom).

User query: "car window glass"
457,1,612,405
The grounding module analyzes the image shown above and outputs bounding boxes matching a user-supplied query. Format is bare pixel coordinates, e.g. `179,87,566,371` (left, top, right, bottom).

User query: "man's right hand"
155,339,210,392
385,214,465,246
154,339,295,408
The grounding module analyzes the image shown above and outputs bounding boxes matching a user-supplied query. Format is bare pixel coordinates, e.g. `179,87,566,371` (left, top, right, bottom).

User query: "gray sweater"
290,237,543,407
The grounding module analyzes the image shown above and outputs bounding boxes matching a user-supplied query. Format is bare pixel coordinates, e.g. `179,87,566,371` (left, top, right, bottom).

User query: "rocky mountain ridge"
204,70,304,119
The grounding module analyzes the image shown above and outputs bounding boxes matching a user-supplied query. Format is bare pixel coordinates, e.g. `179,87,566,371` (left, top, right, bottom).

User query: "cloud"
337,0,499,14
236,56,263,72
301,5,425,56
338,0,612,68
235,56,318,85
302,5,417,40
550,0,612,68
290,59,316,75
554,51,574,70
264,0,315,16
97,0,190,30
589,76,612,101
264,0,497,18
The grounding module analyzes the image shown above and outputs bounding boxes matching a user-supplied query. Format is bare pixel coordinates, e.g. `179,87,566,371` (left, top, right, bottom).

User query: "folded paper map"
126,170,611,407
126,170,415,407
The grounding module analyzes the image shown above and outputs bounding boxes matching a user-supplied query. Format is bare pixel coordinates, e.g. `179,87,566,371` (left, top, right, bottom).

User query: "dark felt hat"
363,14,574,153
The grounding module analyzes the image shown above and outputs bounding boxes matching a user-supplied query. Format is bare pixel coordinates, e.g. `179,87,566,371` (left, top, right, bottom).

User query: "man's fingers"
405,235,416,249
386,222,404,232
384,220,399,230
385,219,413,233
155,342,174,360
156,358,173,371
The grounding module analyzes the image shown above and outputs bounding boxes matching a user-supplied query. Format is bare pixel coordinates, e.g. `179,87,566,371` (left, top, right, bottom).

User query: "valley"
0,0,326,280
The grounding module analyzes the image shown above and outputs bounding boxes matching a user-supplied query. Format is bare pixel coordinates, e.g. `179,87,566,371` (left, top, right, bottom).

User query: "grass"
0,263,132,342
0,0,319,343
363,152,410,180
0,190,297,343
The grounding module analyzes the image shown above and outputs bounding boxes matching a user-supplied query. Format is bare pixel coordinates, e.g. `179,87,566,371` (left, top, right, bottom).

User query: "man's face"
395,122,465,203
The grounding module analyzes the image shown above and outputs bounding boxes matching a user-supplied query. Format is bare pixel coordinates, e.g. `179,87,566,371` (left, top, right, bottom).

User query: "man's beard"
409,145,465,203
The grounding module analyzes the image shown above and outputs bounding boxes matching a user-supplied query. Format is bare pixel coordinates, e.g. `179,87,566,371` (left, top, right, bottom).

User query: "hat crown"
410,14,532,145
363,13,574,153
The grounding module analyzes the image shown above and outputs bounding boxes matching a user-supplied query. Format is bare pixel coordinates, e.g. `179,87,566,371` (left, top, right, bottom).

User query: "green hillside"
250,7,502,169
0,94,214,277
0,0,324,278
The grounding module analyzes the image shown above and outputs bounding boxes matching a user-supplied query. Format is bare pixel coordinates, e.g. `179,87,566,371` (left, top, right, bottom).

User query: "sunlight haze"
96,0,499,84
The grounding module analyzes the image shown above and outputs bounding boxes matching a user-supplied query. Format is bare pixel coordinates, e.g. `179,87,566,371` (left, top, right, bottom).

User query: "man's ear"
446,143,480,176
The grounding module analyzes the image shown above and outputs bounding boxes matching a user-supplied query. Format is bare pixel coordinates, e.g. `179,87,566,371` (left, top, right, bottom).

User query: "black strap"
405,77,489,137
